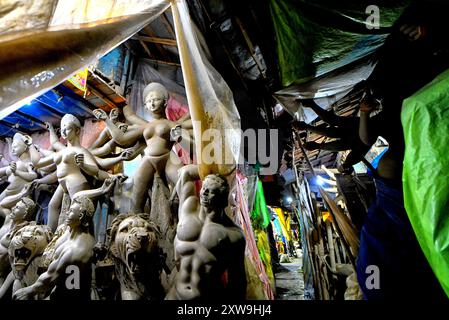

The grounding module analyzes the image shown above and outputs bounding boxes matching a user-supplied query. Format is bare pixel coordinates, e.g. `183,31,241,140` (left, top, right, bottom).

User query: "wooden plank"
134,35,177,46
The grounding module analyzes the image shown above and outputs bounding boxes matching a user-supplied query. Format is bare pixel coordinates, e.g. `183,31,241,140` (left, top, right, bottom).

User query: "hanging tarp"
171,0,241,179
251,180,271,229
402,67,449,297
235,172,274,299
0,0,170,115
269,0,409,87
273,207,291,242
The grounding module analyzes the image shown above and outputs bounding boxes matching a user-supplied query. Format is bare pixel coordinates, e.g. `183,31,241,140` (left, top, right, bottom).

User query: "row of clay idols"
0,83,246,300
0,82,192,234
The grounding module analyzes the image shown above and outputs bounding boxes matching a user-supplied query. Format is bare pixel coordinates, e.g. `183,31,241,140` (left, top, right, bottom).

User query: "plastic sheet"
128,59,187,121
269,0,408,87
274,58,375,123
251,180,270,230
402,68,449,297
172,0,241,179
0,0,170,114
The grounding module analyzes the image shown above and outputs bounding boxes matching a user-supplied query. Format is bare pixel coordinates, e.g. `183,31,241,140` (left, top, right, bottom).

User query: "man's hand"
74,153,85,167
93,109,108,121
399,24,425,41
13,286,35,300
120,149,133,160
101,178,115,193
303,141,320,151
292,121,307,131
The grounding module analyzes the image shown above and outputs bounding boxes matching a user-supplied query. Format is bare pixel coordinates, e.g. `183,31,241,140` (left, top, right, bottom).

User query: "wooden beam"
87,85,117,110
161,12,176,38
143,26,172,61
134,35,177,46
144,58,181,67
139,40,153,59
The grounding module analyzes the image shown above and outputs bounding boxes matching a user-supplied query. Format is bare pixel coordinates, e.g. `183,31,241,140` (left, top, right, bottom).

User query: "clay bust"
167,165,246,300
93,82,192,213
13,196,96,300
0,133,37,218
108,213,164,300
30,115,102,232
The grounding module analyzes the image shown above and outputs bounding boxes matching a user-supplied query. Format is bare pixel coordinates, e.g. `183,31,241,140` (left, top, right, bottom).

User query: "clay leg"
47,185,64,232
132,157,155,213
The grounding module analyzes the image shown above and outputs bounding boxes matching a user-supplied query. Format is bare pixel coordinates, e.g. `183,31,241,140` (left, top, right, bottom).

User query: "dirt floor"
274,252,305,300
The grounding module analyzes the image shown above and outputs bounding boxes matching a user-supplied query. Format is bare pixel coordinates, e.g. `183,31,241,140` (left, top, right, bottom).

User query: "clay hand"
120,148,133,160
13,286,35,300
9,162,16,174
45,122,55,131
22,183,34,194
101,178,115,193
74,153,85,167
118,123,128,133
113,173,128,184
109,108,120,121
31,180,41,189
359,93,376,113
93,109,108,121
170,125,183,142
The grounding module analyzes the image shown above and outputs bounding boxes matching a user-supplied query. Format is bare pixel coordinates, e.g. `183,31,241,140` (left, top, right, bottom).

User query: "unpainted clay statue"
167,164,246,300
0,224,52,299
93,82,192,213
0,197,36,289
108,213,165,300
30,115,109,232
0,133,37,219
13,196,96,300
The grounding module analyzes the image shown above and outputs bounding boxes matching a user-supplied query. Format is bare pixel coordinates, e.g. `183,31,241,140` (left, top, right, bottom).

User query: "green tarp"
251,180,271,229
269,0,409,87
402,67,449,297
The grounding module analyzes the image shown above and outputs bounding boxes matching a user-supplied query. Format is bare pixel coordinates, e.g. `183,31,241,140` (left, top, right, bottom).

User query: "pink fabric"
235,171,275,300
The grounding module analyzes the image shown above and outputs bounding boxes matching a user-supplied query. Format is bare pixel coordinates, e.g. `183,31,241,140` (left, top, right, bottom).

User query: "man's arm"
73,178,115,201
301,99,345,127
13,251,72,299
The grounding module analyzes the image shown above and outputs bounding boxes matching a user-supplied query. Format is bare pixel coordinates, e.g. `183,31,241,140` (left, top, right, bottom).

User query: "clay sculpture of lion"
108,213,165,300
4,224,52,298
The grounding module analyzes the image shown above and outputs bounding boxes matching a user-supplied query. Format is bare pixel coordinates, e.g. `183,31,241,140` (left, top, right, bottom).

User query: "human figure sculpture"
166,164,246,300
0,133,37,219
93,82,192,213
107,213,164,300
89,108,144,158
293,98,374,173
30,115,113,232
13,195,96,300
0,196,36,288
